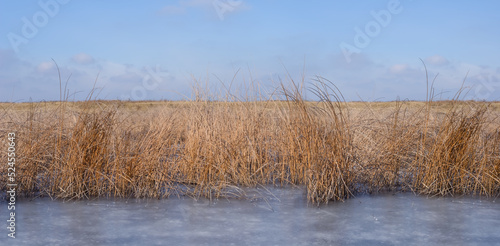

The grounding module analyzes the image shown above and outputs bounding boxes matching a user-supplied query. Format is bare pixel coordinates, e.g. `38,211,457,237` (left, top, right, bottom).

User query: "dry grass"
1,80,499,204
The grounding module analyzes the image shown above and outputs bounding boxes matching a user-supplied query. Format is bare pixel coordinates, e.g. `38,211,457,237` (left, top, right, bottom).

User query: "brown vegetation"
1,80,499,204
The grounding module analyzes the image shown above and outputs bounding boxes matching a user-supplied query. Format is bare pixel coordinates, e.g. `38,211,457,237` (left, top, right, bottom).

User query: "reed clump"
412,101,494,196
278,77,354,204
1,79,499,204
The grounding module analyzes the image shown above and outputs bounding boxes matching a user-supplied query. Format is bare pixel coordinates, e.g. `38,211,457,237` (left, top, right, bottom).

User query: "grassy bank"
1,82,499,204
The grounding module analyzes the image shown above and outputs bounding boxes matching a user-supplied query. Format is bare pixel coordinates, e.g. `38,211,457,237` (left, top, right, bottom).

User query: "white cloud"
72,53,95,65
331,53,376,71
182,0,214,7
0,49,181,101
389,64,410,74
2,45,498,102
36,61,56,73
160,0,249,18
425,55,449,66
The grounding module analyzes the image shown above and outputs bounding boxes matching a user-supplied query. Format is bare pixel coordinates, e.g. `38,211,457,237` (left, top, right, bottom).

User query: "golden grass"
1,80,499,204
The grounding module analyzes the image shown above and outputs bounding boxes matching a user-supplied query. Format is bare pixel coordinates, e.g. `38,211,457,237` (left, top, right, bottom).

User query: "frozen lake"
2,188,500,245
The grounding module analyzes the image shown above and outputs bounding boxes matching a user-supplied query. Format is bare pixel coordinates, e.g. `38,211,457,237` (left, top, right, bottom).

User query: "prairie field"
1,82,499,204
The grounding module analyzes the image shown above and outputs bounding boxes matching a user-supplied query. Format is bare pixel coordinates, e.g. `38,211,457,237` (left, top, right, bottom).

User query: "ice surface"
2,188,500,245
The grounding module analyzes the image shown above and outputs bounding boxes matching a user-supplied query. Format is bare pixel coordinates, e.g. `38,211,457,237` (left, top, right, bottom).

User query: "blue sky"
1,0,499,102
